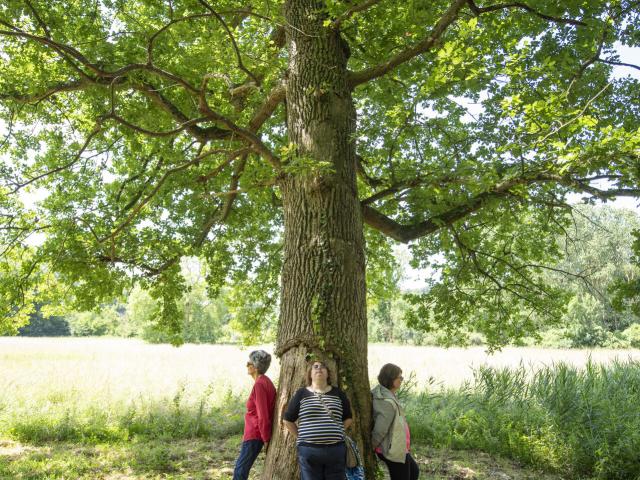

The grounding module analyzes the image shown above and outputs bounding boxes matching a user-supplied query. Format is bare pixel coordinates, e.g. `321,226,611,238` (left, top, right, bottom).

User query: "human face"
310,362,328,383
392,372,403,391
246,360,256,376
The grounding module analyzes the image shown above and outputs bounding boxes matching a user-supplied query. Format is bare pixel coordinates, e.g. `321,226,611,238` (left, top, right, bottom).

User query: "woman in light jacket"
371,363,419,480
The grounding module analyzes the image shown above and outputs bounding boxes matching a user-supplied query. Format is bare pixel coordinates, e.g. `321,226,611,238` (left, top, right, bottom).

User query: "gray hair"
249,350,272,374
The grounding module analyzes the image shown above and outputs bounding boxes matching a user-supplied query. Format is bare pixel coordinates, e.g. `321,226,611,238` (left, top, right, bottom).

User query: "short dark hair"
305,361,333,386
377,363,402,390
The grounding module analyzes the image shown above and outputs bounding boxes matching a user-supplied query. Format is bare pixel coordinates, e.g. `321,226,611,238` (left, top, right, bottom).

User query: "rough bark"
261,0,373,478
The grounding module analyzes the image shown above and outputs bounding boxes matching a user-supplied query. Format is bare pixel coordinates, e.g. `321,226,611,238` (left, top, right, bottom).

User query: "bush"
18,304,70,337
407,359,640,479
67,307,122,336
623,323,640,348
1,385,245,444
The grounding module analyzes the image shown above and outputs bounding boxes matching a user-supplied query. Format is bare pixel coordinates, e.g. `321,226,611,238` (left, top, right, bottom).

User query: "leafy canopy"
0,0,639,345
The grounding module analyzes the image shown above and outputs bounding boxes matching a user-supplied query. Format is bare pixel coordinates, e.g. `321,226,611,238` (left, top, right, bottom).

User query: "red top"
243,374,276,442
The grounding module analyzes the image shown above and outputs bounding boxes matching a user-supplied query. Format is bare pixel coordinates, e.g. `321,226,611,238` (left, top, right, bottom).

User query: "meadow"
1,337,640,479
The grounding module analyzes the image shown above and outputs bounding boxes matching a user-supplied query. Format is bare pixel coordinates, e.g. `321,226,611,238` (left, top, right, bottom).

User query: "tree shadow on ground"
0,436,263,480
0,438,567,480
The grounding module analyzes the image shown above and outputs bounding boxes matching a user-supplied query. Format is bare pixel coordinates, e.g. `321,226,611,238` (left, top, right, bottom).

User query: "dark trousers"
298,443,346,480
377,452,419,480
233,439,263,480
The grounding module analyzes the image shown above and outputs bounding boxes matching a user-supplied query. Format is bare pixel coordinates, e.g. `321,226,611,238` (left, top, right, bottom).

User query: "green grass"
0,436,253,479
3,338,640,479
407,359,640,479
1,437,572,480
1,386,245,444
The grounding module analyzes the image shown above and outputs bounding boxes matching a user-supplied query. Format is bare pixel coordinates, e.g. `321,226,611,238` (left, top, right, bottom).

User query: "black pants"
298,442,346,480
377,453,419,480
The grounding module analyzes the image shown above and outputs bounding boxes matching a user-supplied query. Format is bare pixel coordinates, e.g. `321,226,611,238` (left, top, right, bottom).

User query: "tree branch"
570,183,640,201
537,82,612,145
197,147,251,183
1,15,284,150
24,0,51,38
361,173,464,205
95,253,178,277
0,80,90,104
348,0,467,87
10,124,103,193
100,112,209,138
134,82,231,142
98,154,208,244
197,0,261,85
0,24,200,94
117,156,165,214
199,76,282,170
466,0,588,26
147,13,214,64
362,172,640,242
331,0,383,30
220,153,248,223
248,83,286,132
451,226,554,303
355,154,384,188
596,58,640,73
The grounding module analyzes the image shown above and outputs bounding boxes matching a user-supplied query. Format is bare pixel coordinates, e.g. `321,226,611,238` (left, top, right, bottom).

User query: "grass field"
3,337,638,396
1,337,640,479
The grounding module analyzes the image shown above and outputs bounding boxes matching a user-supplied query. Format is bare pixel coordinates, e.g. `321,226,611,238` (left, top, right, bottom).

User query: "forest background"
19,203,640,351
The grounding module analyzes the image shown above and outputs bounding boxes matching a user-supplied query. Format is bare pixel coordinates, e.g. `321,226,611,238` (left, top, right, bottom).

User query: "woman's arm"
282,388,302,440
371,401,395,448
339,388,353,431
283,420,298,438
254,381,275,443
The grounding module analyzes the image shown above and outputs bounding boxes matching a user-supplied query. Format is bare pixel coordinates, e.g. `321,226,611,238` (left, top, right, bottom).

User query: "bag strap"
317,393,363,468
383,397,402,415
314,391,345,439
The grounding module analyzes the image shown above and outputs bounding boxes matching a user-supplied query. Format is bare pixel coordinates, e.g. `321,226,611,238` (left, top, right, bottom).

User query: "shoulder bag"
314,392,361,469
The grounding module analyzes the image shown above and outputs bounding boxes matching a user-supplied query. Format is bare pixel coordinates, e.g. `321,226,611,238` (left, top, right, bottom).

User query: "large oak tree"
1,0,639,477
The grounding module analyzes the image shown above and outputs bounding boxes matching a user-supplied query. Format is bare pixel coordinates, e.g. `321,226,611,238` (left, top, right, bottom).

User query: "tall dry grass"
3,337,638,401
406,359,640,479
2,337,639,463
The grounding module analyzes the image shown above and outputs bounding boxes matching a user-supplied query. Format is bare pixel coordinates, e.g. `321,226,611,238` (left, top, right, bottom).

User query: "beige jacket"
371,384,407,463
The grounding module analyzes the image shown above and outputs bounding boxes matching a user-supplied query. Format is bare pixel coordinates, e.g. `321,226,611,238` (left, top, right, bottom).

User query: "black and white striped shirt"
284,387,352,445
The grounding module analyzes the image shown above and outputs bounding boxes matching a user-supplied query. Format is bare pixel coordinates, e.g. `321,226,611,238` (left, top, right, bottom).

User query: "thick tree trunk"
261,0,373,479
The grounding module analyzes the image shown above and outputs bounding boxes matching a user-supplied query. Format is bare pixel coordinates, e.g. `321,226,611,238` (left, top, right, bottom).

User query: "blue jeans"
233,439,263,480
297,442,346,480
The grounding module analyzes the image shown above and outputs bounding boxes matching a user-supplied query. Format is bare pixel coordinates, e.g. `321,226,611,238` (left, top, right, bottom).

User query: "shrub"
622,323,640,348
407,359,640,479
1,386,245,444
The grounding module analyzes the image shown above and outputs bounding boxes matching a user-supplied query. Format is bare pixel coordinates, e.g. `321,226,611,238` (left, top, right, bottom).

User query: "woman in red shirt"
232,350,277,480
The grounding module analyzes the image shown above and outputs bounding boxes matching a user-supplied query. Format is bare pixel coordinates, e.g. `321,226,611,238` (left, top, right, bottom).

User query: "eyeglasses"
397,375,404,381
312,363,327,370
246,362,254,367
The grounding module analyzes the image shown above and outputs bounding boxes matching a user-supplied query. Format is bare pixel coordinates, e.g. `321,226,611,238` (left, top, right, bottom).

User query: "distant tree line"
19,258,277,345
19,205,640,348
368,205,640,349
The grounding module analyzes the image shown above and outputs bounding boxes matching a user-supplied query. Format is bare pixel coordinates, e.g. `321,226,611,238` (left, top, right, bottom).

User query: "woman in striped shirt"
283,360,353,480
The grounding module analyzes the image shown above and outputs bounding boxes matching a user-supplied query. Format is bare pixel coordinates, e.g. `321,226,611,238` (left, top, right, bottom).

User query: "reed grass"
407,359,640,479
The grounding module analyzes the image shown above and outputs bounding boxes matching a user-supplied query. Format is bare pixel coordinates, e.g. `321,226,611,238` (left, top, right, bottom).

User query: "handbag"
315,392,361,469
344,434,360,469
346,464,365,480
